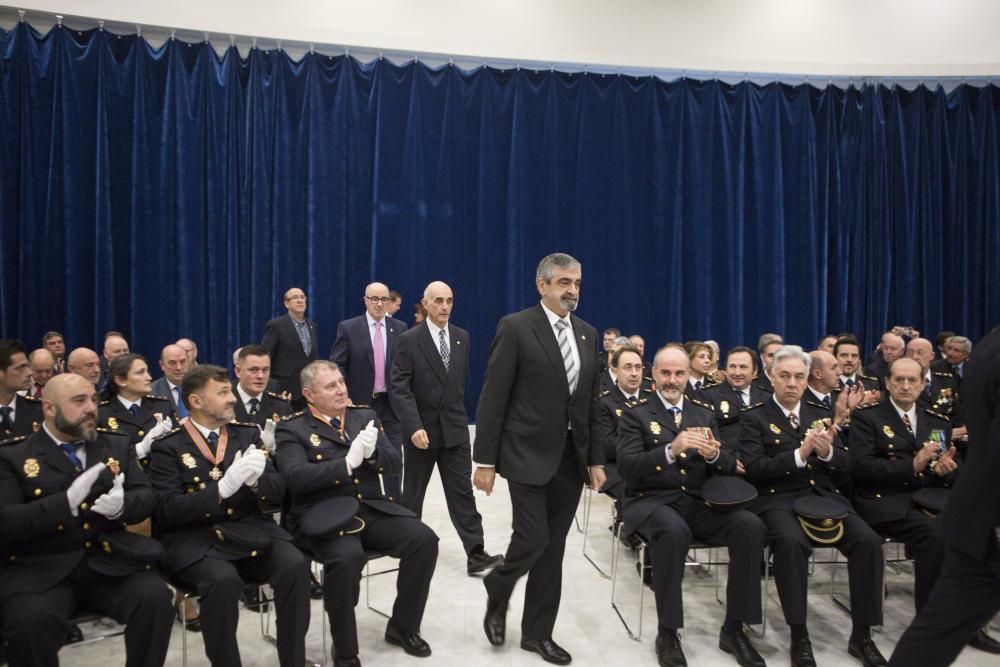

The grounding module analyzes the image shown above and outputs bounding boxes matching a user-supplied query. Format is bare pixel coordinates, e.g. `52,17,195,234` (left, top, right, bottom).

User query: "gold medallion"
649,421,662,435
882,425,895,438
23,458,40,478
769,423,782,435
105,458,120,475
673,412,682,427
615,408,622,417
209,466,223,480
107,417,119,430
720,400,729,415
181,452,197,469
31,421,40,432
310,433,321,446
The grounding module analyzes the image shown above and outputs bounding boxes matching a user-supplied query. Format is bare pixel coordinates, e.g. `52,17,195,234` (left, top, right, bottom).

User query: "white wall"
5,0,1000,79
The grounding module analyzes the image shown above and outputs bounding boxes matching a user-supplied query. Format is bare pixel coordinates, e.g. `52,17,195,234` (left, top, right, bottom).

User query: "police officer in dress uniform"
276,360,438,667
0,373,173,667
232,345,294,428
148,365,310,667
597,345,652,503
98,354,176,470
834,336,881,393
0,339,44,439
738,346,886,667
700,346,772,449
618,346,767,667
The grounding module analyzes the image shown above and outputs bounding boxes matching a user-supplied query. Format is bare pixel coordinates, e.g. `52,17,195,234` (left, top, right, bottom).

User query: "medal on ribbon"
182,421,229,480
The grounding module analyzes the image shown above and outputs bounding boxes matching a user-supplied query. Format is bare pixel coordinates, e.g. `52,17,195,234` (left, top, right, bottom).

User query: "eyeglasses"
365,296,391,304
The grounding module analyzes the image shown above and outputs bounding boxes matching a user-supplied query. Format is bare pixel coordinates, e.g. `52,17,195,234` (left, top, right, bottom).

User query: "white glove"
217,450,246,500
135,415,173,459
344,434,366,471
258,419,276,454
241,445,267,486
354,420,379,458
67,463,106,514
91,473,125,519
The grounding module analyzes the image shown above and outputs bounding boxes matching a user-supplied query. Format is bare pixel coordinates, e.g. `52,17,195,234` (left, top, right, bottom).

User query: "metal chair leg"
581,487,611,578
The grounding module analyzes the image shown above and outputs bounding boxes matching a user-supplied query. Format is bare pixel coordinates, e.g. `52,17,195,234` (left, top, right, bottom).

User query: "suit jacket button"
226,508,234,515
335,480,341,485
80,502,89,511
809,480,816,486
34,488,41,496
679,452,687,459
655,465,662,472
316,454,323,460
354,479,360,485
876,493,881,498
82,522,90,530
85,541,92,548
138,430,145,437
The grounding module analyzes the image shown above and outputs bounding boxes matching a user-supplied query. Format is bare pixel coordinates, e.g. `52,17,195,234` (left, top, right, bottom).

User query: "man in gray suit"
150,343,190,418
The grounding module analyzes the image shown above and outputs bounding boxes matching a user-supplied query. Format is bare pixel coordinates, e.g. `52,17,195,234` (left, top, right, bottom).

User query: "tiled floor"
66,441,998,666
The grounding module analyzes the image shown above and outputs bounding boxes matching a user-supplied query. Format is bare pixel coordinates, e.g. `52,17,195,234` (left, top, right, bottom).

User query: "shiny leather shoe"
655,632,687,667
969,629,1000,654
483,596,508,646
332,657,361,667
789,636,817,667
718,628,765,667
520,637,572,665
847,635,886,667
385,620,431,657
309,572,324,600
467,549,505,576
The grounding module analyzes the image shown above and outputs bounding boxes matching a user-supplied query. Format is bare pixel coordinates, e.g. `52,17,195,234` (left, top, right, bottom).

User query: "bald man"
261,287,318,406
0,374,172,666
175,338,199,367
150,344,191,418
67,348,102,387
906,338,963,427
27,348,56,399
331,281,409,498
866,332,905,388
390,282,503,575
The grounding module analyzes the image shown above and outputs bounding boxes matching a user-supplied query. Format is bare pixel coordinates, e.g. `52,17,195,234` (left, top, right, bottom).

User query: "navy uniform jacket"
330,314,408,406
0,394,43,440
617,396,736,528
849,400,953,525
753,373,773,394
231,384,293,428
0,428,155,602
148,422,290,575
597,385,652,464
738,398,851,514
274,406,414,537
98,394,176,467
917,371,963,426
839,373,880,392
699,382,771,449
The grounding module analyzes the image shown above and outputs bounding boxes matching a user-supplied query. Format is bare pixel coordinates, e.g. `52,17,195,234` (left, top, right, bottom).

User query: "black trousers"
174,540,311,667
869,509,945,611
759,500,884,627
888,541,1000,667
1,563,173,667
484,439,584,641
401,440,485,555
638,498,765,632
306,507,438,659
372,394,402,499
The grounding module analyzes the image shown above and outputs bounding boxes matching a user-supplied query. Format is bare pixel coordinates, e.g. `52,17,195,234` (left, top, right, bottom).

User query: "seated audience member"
703,339,726,384
151,344,191,418
864,332,904,388
932,330,956,360
600,335,631,393
597,345,651,502
98,354,176,468
67,347,102,388
100,334,131,393
834,336,880,393
618,346,767,667
148,365,310,666
276,360,438,666
42,331,66,374
601,327,622,371
0,373,173,666
176,338,199,367
413,302,427,326
739,345,886,667
816,335,838,355
0,339,43,439
27,348,57,398
905,338,964,428
930,335,971,385
232,345,293,431
700,346,771,448
754,333,784,393
685,341,720,395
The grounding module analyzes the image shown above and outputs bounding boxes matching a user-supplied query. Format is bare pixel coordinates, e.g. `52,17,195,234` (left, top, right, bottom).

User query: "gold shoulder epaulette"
347,404,371,409
99,400,110,406
266,391,289,401
689,398,713,411
932,371,952,378
856,402,880,411
0,435,29,446
163,427,183,436
599,389,611,397
803,399,826,410
859,372,878,381
21,394,41,403
146,394,171,402
229,421,258,428
96,427,125,435
640,387,653,395
741,402,765,412
282,411,305,421
923,408,949,421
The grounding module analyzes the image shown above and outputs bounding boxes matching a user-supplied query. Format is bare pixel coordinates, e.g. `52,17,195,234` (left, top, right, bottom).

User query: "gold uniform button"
82,522,90,530
338,530,345,537
806,464,813,469
389,496,394,501
85,541,92,548
887,444,894,449
194,476,201,482
57,524,64,531
876,493,882,498
335,480,341,485
809,480,816,486
250,550,258,557
34,488,41,496
8,555,15,561
354,479,360,485
769,489,776,494
679,453,687,459
226,508,234,515
80,502,89,510
357,494,363,499
680,485,687,492
680,469,687,475
315,454,323,461
655,465,662,472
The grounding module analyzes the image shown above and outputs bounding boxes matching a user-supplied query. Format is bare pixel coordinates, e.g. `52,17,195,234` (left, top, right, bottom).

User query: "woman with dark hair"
98,353,176,467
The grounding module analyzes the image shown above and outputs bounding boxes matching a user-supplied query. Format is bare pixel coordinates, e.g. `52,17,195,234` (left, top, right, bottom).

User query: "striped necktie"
555,320,578,394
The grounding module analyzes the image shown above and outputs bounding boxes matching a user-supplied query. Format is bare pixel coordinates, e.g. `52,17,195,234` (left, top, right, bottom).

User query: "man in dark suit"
389,281,502,576
739,345,886,667
700,346,772,449
906,338,965,438
889,326,1000,666
150,343,191,419
0,373,173,666
261,287,319,406
277,360,439,666
473,253,606,665
41,331,66,374
618,346,767,667
0,339,44,439
929,335,971,387
330,282,408,498
148,365,310,667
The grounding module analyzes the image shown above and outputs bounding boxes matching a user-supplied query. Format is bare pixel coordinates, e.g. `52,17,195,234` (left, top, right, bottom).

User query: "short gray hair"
947,336,972,354
757,333,784,355
300,360,341,392
536,253,581,283
612,336,632,347
772,345,812,372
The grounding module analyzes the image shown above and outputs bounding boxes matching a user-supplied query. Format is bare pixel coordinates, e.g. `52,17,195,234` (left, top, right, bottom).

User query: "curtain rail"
0,7,995,92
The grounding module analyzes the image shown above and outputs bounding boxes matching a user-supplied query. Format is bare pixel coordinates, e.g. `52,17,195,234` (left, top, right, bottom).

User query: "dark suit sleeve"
473,317,519,466
388,333,422,441
0,452,75,544
596,401,618,462
586,332,604,468
739,413,799,483
121,437,157,524
616,408,670,484
274,423,352,495
148,439,227,529
330,320,351,368
261,317,279,358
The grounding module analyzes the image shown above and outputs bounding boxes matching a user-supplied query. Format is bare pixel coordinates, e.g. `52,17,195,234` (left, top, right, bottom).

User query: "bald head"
176,338,198,365
42,373,99,442
886,357,925,409
160,344,190,384
808,350,840,393
364,282,391,320
905,338,934,372
29,348,56,388
651,346,690,404
66,347,101,385
42,372,91,402
890,357,923,379
654,346,690,369
422,281,454,327
103,335,129,362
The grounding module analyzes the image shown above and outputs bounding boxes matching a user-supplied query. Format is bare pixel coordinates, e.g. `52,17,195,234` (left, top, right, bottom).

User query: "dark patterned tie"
249,398,260,415
902,413,914,434
439,329,450,371
0,406,13,432
821,396,832,411
555,320,578,393
789,412,800,430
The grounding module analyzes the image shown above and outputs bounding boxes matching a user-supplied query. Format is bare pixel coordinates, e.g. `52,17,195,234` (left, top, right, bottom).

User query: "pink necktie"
373,321,386,392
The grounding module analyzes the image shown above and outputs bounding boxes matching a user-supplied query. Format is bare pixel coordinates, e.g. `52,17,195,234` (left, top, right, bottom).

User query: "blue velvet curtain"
2,22,999,406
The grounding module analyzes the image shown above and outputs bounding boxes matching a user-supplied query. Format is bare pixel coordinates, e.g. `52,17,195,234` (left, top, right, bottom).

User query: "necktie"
439,329,450,371
128,404,140,417
174,387,189,418
845,378,856,389
902,413,914,434
60,442,84,471
373,321,386,393
922,383,932,401
207,432,219,455
789,412,800,430
695,380,703,391
669,405,682,427
741,390,750,406
821,396,832,411
33,385,42,399
248,398,260,415
554,320,578,394
296,320,312,356
954,364,962,380
0,406,12,431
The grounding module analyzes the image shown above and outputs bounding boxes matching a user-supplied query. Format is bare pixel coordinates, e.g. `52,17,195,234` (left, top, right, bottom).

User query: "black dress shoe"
718,628,765,667
847,635,886,667
520,637,572,665
333,657,361,667
66,624,84,644
483,596,508,646
969,629,1000,654
385,620,431,657
654,632,687,667
467,549,505,576
789,636,816,667
309,573,324,600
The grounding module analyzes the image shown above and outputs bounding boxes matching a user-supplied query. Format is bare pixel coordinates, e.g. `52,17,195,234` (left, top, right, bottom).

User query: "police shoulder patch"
266,391,289,401
741,402,765,412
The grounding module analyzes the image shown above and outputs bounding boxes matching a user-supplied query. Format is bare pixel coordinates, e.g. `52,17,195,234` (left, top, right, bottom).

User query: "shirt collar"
426,319,449,340
540,301,571,329
117,395,141,411
772,394,800,420
366,312,385,328
1,394,16,410
617,384,640,401
42,422,77,447
236,384,262,405
839,374,857,384
889,398,917,426
807,386,830,402
188,417,220,439
656,392,684,412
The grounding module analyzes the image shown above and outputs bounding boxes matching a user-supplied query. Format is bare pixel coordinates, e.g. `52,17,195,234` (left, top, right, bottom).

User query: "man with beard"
834,336,880,393
0,373,173,666
618,346,767,667
0,339,43,440
700,346,771,449
148,365,310,666
474,253,605,665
